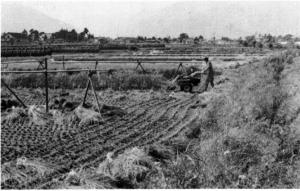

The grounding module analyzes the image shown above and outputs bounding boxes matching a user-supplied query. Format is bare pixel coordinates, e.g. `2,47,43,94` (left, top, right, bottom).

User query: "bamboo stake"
62,55,65,69
89,77,103,120
1,79,27,108
176,62,185,74
44,58,49,113
82,78,91,106
136,60,146,73
1,69,112,74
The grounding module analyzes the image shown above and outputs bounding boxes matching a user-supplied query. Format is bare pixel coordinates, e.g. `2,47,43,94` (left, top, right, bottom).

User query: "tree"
99,38,109,44
256,41,263,49
194,37,200,44
83,28,89,35
179,33,189,42
137,36,145,42
22,29,28,37
238,37,244,46
29,29,34,34
52,29,79,42
69,29,78,41
242,41,249,47
198,35,204,41
43,35,48,41
221,37,231,42
28,29,39,41
163,37,170,43
264,34,275,43
283,34,293,41
245,35,256,47
88,34,94,39
78,32,86,41
75,28,90,41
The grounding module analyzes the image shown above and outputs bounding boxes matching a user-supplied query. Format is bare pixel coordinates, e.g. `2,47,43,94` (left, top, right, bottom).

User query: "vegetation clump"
160,50,300,188
92,50,300,189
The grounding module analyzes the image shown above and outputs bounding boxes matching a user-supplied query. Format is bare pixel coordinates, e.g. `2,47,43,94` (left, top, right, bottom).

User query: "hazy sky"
2,0,300,38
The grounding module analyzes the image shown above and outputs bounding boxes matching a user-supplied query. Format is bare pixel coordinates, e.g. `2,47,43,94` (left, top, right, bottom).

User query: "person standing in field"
190,57,214,91
203,57,214,91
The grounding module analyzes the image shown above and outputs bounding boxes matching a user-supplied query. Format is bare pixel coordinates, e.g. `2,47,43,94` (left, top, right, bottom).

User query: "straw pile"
97,147,154,187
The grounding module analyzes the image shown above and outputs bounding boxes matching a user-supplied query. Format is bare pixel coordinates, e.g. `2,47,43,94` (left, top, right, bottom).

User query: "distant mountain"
2,1,300,38
1,2,74,33
133,1,300,38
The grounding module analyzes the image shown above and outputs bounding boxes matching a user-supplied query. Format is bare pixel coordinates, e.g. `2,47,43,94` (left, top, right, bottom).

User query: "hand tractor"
168,74,201,93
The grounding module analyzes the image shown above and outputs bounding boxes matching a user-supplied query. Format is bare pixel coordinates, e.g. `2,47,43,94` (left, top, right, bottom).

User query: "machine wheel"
180,84,193,92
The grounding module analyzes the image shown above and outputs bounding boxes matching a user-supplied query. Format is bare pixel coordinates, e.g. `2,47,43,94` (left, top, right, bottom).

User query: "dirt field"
1,50,299,189
1,87,205,188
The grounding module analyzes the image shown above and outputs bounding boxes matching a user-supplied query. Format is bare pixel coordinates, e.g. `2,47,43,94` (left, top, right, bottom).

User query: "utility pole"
44,58,49,113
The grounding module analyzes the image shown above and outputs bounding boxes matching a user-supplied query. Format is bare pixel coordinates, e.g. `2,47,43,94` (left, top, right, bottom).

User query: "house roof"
278,41,288,45
7,32,27,39
115,37,137,40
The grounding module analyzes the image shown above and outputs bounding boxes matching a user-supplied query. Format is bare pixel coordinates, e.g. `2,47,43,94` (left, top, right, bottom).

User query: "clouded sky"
2,0,300,38
13,0,170,36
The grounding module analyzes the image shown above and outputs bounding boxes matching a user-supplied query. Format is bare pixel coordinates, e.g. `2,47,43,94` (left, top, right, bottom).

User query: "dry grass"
2,107,27,123
96,147,154,188
167,50,300,188
1,71,165,91
82,50,298,188
2,50,299,189
28,105,53,125
1,157,54,189
124,50,300,189
74,105,103,126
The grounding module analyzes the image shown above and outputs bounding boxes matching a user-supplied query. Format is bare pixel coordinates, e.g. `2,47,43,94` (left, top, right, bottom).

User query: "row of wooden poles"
1,57,187,114
1,58,114,115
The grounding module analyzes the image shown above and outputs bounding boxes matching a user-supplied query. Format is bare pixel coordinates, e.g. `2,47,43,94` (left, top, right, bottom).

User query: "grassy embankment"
89,50,300,189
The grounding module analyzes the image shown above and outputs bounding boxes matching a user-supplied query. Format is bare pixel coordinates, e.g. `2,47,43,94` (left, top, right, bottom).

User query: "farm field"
1,49,300,189
1,51,267,71
1,87,207,188
3,0,300,188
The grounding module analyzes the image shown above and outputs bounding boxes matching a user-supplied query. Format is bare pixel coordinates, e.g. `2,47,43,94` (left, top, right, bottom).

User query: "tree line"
3,28,299,48
5,28,95,42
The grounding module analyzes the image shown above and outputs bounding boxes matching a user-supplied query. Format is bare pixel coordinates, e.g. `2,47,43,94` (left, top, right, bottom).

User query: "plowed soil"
1,89,203,189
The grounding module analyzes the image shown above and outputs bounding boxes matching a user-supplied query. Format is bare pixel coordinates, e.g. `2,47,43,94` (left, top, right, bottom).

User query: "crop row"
1,91,199,189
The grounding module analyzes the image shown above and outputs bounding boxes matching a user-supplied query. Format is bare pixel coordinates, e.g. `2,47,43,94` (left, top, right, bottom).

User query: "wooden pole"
95,61,98,70
176,63,181,74
1,79,27,108
135,60,140,70
81,70,103,119
90,77,103,120
62,56,65,69
82,78,91,106
140,63,146,74
61,56,66,95
136,60,146,73
176,62,184,74
37,60,44,70
44,58,49,113
1,69,112,74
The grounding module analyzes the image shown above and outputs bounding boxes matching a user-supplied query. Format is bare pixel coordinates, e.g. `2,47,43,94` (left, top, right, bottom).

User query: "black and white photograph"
1,0,300,189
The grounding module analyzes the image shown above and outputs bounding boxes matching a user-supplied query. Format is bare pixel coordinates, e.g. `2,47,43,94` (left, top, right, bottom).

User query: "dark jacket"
205,61,214,78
